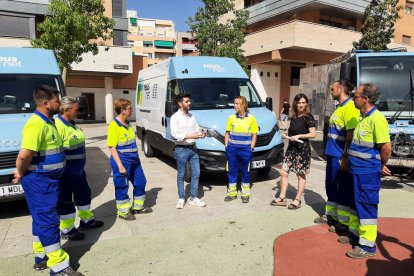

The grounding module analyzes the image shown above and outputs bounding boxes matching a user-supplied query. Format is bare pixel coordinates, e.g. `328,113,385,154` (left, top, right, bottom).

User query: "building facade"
127,10,175,66
0,0,144,122
234,0,414,114
176,32,198,56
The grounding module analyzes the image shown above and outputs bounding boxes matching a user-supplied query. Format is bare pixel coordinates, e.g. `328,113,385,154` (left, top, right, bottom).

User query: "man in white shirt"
170,94,207,209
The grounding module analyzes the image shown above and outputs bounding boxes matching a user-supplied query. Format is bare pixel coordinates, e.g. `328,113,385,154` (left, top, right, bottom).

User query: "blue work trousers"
174,146,200,199
57,164,91,220
110,157,147,201
352,173,380,253
226,145,252,184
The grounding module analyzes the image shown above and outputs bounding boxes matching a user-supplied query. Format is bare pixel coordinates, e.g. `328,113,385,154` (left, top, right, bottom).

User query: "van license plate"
0,184,24,197
252,160,266,169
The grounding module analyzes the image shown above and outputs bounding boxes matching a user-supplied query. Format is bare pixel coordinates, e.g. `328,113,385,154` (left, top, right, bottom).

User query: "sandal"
270,197,287,206
288,198,302,210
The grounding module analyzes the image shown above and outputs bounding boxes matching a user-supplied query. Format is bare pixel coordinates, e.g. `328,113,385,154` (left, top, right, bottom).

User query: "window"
402,35,411,45
146,53,153,59
143,41,153,48
406,1,413,14
112,0,123,17
127,40,134,46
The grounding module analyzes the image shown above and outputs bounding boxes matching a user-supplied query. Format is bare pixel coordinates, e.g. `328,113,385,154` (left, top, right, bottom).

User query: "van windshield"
0,74,62,114
179,78,263,110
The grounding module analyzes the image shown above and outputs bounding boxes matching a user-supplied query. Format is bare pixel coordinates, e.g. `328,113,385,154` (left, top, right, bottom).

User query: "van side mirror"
165,100,174,117
76,96,90,119
265,97,273,111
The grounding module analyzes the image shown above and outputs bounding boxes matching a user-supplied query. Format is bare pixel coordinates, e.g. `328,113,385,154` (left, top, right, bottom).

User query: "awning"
143,41,153,45
154,40,174,48
130,18,137,25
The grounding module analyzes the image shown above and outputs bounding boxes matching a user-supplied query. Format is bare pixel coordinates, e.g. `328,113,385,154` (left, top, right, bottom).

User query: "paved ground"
1,124,413,275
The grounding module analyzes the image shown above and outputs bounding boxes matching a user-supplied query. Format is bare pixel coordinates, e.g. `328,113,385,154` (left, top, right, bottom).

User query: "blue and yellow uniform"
325,98,360,228
20,111,70,273
107,119,147,216
56,115,95,235
348,107,390,254
225,112,258,199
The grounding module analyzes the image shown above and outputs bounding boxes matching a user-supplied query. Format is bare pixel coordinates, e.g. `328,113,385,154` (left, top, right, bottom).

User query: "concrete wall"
250,64,281,112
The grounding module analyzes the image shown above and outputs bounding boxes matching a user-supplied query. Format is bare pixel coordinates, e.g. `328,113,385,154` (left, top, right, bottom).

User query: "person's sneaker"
176,198,185,209
346,246,376,259
241,196,249,203
33,260,48,271
338,235,359,246
189,197,206,207
224,195,237,202
131,207,153,215
329,223,349,235
61,229,85,241
51,266,84,276
78,219,104,230
118,213,136,221
314,215,328,224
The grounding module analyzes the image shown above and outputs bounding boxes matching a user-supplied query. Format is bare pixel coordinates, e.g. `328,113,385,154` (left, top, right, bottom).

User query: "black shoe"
61,229,85,241
51,266,84,276
78,219,104,230
241,197,249,203
131,207,153,215
224,195,237,202
33,260,48,271
118,213,136,221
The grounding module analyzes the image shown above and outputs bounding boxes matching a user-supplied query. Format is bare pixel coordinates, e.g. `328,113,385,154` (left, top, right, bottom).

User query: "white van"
135,56,284,180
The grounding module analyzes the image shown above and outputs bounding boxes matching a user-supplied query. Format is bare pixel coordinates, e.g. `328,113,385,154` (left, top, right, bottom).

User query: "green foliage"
353,0,402,52
187,0,249,73
31,0,114,71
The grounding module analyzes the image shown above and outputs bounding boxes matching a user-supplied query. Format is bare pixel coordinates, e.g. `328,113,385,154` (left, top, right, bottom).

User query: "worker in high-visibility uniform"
314,80,360,240
224,96,258,204
346,83,391,259
107,98,152,220
13,85,83,275
56,97,104,240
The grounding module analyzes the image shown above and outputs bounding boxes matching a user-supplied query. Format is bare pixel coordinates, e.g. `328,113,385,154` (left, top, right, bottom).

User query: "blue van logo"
0,56,22,67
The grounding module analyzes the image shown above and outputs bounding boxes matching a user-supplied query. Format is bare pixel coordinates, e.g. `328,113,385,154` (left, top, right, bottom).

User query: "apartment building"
127,10,175,66
176,32,198,56
235,0,414,114
0,0,144,122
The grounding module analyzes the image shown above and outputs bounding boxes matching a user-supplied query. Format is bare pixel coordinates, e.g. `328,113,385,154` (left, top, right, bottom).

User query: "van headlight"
199,126,220,138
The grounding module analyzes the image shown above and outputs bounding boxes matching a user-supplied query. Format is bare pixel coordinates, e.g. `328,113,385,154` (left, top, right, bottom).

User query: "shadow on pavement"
365,231,414,276
64,147,116,271
0,198,29,219
273,179,326,216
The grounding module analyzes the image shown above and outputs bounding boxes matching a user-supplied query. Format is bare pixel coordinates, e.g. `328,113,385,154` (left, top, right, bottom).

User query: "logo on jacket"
73,135,78,140
51,134,56,141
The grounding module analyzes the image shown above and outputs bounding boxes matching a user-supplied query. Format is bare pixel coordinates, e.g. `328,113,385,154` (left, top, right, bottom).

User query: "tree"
187,0,249,72
353,0,402,52
32,0,114,76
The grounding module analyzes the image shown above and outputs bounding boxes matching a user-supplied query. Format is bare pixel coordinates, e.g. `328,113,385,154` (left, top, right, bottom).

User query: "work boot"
131,207,153,214
118,213,136,221
314,214,328,224
338,235,359,246
241,196,249,203
61,228,85,241
78,219,104,230
51,266,84,276
346,246,375,259
224,195,237,202
33,260,48,271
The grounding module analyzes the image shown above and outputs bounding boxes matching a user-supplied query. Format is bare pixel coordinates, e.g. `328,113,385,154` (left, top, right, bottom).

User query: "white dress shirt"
170,109,200,145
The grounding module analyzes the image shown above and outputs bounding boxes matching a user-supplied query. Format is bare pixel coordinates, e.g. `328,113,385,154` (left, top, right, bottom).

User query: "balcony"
181,44,197,51
246,0,370,25
70,45,133,74
242,20,361,57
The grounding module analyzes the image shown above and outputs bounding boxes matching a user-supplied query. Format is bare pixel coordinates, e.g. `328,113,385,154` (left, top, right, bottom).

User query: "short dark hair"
33,85,60,106
360,83,379,104
177,93,191,104
334,79,354,95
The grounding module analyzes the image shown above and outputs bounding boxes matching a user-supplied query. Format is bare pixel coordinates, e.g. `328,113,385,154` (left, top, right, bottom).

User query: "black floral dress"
282,113,316,174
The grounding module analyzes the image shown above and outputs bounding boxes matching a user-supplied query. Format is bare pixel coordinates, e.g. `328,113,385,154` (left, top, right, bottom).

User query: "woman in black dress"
270,94,316,209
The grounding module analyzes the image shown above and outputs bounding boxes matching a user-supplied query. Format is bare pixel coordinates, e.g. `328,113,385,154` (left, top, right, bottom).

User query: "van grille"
211,127,277,147
0,151,18,170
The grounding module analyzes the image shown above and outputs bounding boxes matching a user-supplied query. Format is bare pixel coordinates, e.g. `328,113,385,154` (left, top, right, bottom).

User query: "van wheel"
184,163,191,183
142,135,154,157
257,167,272,175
